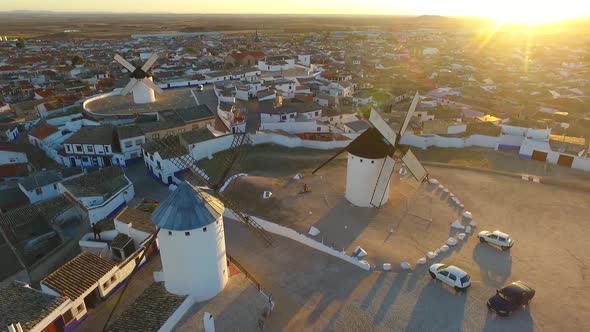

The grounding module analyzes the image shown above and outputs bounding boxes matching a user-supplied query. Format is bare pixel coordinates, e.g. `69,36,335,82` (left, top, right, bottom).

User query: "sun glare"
483,0,584,25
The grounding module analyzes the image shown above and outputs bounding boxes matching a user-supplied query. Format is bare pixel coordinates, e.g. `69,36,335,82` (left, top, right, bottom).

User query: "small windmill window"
185,232,190,236
203,227,207,232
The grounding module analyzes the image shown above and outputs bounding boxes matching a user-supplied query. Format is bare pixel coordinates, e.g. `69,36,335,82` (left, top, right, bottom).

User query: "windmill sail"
369,109,397,146
401,149,428,183
399,92,420,136
370,156,396,207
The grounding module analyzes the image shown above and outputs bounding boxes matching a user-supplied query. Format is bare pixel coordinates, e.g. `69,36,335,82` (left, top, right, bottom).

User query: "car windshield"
498,291,515,303
460,275,470,285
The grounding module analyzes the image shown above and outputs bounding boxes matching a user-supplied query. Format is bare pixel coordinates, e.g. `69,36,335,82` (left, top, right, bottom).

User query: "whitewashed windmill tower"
313,92,428,208
151,182,228,300
114,53,164,104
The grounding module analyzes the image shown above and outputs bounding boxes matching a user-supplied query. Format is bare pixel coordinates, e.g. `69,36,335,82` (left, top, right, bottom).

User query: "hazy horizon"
4,0,590,24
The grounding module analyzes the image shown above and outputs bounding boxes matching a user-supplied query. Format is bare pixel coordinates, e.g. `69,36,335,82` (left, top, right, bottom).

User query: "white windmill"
313,92,428,208
114,53,164,104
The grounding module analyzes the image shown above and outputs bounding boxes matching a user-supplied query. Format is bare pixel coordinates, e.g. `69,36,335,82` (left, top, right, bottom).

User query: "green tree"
15,40,25,49
72,55,85,66
187,47,197,54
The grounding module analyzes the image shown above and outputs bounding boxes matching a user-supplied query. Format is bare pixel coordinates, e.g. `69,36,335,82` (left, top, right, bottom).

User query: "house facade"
62,125,125,168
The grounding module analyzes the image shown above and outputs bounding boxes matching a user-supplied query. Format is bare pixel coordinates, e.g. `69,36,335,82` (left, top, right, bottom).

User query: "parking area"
222,158,590,331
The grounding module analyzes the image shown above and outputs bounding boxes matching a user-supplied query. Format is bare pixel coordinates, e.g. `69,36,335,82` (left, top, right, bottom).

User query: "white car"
478,230,514,250
429,264,471,290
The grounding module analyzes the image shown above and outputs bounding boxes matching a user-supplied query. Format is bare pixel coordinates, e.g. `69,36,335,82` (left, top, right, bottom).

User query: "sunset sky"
4,0,590,23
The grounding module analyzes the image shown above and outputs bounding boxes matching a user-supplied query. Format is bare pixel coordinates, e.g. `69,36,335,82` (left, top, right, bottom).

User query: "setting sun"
483,0,587,24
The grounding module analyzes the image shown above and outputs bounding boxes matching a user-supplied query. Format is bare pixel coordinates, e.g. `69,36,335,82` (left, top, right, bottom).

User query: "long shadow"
405,280,468,331
473,243,513,286
482,306,534,332
223,218,370,330
360,272,388,310
373,272,409,325
313,197,379,253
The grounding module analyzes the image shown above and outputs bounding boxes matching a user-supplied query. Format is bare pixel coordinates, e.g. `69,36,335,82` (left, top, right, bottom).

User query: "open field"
0,13,556,39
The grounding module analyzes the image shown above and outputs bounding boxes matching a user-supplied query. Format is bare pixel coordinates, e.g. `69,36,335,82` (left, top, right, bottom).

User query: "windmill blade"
114,54,136,72
401,149,428,183
153,135,273,247
369,108,397,146
142,78,164,94
312,146,348,174
399,91,420,137
141,53,159,72
120,78,138,96
370,156,396,208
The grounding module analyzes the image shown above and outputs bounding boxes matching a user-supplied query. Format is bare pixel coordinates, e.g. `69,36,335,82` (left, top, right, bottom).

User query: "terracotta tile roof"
0,282,69,332
61,167,129,197
29,123,59,140
0,142,28,153
41,252,117,300
108,282,186,332
115,207,156,234
34,89,54,98
0,163,29,178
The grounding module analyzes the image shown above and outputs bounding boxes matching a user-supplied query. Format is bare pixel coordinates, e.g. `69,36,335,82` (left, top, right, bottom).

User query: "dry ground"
206,144,590,331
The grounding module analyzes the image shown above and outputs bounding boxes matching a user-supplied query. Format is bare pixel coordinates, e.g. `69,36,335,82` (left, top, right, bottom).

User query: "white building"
17,170,75,204
258,55,296,72
63,125,126,168
58,167,134,223
152,182,228,301
0,123,19,142
117,125,145,161
142,138,187,185
0,143,28,165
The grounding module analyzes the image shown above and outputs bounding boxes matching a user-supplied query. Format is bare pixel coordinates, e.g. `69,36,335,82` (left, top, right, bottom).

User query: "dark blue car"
487,281,535,317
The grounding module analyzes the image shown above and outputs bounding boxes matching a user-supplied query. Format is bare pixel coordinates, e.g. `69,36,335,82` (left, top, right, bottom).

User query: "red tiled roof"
0,142,28,153
0,164,29,177
30,123,59,140
34,89,54,98
228,51,265,61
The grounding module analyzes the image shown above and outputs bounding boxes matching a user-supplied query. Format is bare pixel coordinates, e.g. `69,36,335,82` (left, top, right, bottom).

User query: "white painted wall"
158,216,228,301
259,121,330,134
345,154,390,207
400,133,499,150
251,132,351,150
190,134,234,161
18,182,60,203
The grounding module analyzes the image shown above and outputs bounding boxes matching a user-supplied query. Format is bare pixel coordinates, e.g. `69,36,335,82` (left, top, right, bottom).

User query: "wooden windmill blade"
369,156,396,208
401,149,428,183
153,134,274,247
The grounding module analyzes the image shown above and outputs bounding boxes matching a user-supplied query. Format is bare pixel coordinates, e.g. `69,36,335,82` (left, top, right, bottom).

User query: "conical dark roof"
151,182,223,231
346,127,393,159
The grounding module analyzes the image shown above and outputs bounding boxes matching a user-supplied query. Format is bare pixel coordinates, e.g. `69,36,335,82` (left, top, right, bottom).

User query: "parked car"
429,264,471,291
478,230,514,250
487,281,535,317
195,84,204,91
